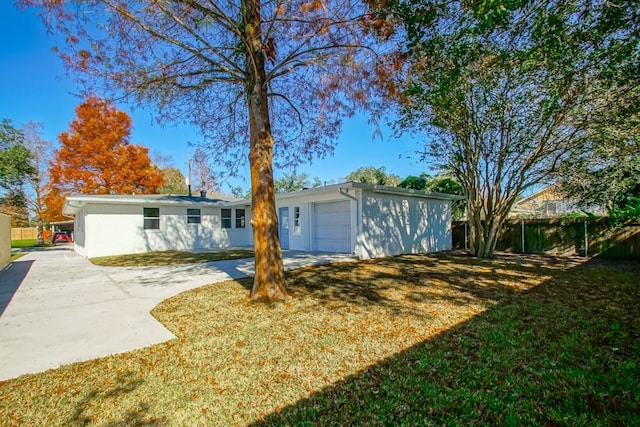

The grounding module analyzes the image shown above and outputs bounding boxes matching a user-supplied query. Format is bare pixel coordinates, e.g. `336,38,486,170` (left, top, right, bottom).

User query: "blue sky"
0,2,430,194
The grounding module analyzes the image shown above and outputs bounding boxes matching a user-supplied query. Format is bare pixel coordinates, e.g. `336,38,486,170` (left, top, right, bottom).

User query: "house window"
143,207,160,230
546,202,557,216
187,208,201,224
221,209,232,229
236,209,246,228
293,206,301,234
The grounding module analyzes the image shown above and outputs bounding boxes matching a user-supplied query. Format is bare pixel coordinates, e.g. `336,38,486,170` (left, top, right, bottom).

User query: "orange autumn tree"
45,96,163,217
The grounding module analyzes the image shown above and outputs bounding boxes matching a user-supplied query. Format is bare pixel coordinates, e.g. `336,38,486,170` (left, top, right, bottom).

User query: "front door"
278,207,289,249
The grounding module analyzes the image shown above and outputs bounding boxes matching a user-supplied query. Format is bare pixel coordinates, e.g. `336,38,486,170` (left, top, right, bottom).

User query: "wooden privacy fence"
452,218,640,259
11,227,37,240
10,228,53,241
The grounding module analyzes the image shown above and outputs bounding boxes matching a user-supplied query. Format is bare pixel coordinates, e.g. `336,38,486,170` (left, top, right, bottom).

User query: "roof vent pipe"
200,190,207,198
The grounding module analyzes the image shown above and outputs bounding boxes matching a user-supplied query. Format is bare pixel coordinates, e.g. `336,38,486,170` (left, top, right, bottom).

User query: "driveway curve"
0,246,354,380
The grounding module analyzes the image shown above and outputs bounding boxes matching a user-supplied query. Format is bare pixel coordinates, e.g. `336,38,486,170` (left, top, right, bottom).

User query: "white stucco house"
62,182,458,259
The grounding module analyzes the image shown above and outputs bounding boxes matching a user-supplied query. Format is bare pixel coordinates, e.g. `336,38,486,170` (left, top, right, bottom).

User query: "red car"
53,232,70,243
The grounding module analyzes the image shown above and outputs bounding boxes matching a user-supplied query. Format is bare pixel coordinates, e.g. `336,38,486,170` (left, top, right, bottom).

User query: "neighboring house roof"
511,185,605,218
63,182,461,216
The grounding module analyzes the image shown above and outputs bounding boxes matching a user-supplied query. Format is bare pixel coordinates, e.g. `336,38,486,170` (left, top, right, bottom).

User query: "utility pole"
186,153,192,197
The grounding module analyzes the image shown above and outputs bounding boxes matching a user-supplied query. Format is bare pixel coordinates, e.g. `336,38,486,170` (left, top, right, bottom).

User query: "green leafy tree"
400,173,465,220
0,190,29,227
559,85,640,220
426,176,465,221
158,167,189,195
0,119,36,228
399,173,431,190
274,171,321,194
230,185,251,199
388,0,640,257
345,166,400,186
0,119,34,194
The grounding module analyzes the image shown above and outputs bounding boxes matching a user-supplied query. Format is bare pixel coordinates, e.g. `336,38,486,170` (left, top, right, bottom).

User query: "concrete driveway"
0,246,355,380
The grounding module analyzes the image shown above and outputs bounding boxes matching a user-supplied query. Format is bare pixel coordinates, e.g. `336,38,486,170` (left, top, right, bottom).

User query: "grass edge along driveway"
1,252,638,426
89,248,255,267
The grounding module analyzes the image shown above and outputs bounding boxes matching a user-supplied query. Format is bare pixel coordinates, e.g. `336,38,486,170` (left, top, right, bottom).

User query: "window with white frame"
235,209,246,228
143,207,160,230
221,208,232,229
187,208,201,224
293,206,301,234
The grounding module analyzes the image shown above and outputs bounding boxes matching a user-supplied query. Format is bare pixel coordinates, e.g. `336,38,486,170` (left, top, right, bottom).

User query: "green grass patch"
1,254,638,425
10,252,25,261
89,249,255,267
10,239,38,248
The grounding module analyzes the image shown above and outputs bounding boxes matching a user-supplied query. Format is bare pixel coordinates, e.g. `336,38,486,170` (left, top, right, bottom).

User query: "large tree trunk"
467,202,503,259
243,0,287,301
36,216,45,246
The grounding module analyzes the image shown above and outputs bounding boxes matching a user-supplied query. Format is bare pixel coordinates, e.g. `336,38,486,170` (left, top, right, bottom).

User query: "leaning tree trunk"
478,216,502,258
243,0,287,301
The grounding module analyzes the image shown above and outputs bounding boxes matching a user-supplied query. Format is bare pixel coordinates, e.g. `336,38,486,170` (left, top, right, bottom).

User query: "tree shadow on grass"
274,251,587,319
253,256,640,426
70,371,165,426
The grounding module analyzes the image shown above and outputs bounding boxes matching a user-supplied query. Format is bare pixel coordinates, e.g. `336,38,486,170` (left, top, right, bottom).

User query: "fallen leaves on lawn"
89,249,255,267
1,252,636,426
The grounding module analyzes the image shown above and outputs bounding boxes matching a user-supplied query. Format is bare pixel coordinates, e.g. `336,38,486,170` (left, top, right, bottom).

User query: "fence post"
521,219,525,253
464,221,468,250
584,220,589,257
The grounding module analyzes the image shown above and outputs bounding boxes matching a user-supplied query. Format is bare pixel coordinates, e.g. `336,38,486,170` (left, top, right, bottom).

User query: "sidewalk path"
0,247,355,380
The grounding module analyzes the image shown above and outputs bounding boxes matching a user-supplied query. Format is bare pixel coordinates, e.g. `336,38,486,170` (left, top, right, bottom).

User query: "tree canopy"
398,173,430,191
21,121,53,244
0,119,36,227
24,0,388,300
191,149,220,195
399,173,465,220
0,119,34,194
158,167,189,195
45,97,163,219
274,171,321,193
558,85,640,222
345,166,400,186
388,0,640,257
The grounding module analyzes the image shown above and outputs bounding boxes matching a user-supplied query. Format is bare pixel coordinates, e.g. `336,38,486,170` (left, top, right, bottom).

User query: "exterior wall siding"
358,192,452,259
276,188,360,253
73,209,87,257
81,203,252,258
65,185,454,259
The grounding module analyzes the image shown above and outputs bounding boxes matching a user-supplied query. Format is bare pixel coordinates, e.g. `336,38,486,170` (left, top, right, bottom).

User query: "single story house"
62,182,458,259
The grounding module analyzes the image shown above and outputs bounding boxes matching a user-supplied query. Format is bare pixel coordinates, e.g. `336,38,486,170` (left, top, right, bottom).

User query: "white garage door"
313,201,351,253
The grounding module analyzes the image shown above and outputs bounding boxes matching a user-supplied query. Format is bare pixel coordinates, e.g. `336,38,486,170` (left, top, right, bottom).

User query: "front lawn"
1,253,638,425
89,248,255,266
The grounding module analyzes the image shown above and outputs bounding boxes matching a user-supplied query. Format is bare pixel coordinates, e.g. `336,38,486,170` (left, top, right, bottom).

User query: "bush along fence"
452,218,640,259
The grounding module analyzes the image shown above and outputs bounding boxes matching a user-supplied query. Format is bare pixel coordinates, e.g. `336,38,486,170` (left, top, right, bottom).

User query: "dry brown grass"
89,248,255,267
1,252,636,426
